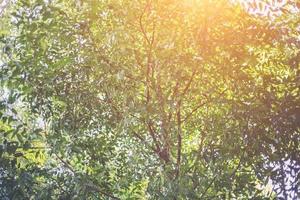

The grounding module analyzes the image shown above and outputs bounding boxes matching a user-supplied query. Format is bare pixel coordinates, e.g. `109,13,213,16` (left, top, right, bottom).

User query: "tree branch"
175,103,182,178
199,175,218,199
55,154,120,199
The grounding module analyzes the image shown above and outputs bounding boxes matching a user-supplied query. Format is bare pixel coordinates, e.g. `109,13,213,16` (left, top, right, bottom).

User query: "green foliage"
0,0,299,199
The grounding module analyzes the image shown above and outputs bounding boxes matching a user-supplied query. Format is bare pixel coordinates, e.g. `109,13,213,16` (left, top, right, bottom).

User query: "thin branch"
146,120,161,153
171,80,181,100
180,70,196,98
181,101,208,123
139,1,152,46
175,103,182,178
55,154,120,199
150,18,156,46
199,175,218,199
84,182,120,200
131,129,157,153
229,152,244,180
55,154,72,170
182,89,227,123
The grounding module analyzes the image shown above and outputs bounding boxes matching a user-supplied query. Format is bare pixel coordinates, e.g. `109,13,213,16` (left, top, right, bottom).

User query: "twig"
199,175,218,199
55,154,120,199
175,103,182,178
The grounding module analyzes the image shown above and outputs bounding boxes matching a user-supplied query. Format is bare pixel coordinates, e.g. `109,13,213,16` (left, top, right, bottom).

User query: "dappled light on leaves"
0,0,299,199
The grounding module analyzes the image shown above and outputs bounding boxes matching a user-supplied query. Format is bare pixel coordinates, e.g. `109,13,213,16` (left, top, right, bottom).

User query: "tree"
0,0,299,199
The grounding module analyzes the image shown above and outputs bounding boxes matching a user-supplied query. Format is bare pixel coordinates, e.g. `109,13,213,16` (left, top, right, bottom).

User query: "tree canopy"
0,0,299,199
